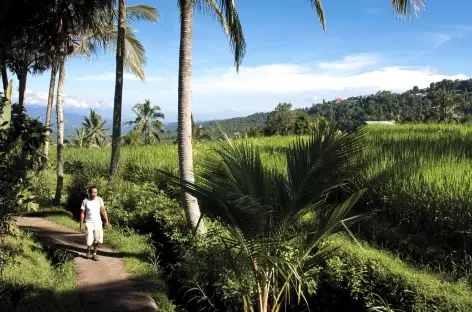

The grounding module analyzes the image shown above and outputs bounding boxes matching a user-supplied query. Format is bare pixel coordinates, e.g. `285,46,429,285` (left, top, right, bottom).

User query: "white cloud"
192,63,468,96
76,72,165,82
428,33,452,47
94,100,113,108
12,89,90,108
63,97,89,108
317,54,379,71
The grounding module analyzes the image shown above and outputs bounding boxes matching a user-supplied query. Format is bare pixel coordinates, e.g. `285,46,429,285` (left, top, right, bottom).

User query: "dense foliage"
0,101,47,219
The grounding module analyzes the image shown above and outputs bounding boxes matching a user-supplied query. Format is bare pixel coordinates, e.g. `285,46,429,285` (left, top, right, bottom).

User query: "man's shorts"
85,221,103,246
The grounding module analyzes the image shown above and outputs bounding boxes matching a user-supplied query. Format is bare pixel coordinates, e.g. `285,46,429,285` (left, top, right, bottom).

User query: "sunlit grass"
49,124,472,233
0,231,80,312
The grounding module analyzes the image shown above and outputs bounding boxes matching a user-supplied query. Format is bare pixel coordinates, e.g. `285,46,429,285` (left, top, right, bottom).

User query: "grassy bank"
0,230,80,312
319,235,472,311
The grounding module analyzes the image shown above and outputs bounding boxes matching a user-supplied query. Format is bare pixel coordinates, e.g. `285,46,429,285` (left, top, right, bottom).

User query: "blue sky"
13,0,472,122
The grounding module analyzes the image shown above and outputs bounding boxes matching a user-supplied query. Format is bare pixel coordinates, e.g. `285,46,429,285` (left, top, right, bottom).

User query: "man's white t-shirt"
81,196,104,223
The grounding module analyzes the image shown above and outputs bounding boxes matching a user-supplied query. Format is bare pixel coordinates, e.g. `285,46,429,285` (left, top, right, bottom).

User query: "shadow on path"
14,216,158,312
1,278,159,312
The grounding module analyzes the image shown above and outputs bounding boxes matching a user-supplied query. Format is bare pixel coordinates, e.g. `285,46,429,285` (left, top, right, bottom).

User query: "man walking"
79,186,111,261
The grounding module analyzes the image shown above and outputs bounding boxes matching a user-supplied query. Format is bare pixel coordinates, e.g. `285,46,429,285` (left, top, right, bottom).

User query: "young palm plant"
161,124,366,311
124,99,165,144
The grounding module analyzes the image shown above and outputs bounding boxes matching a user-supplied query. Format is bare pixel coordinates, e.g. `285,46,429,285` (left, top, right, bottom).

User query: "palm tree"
124,99,165,144
0,57,8,95
66,127,87,148
41,62,57,170
53,60,65,205
83,109,108,146
161,124,366,311
177,0,246,234
109,3,160,174
110,0,126,176
42,3,158,172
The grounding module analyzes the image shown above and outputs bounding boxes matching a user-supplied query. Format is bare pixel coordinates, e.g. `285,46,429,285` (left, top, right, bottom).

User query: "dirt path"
16,216,158,312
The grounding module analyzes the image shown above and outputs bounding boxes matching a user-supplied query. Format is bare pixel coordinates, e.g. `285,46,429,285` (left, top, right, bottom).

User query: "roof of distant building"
364,121,396,125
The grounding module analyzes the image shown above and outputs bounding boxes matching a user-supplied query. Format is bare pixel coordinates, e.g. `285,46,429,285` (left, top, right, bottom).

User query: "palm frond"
287,124,365,209
308,0,326,31
123,26,146,81
86,22,147,81
392,0,425,18
198,0,246,71
118,5,160,23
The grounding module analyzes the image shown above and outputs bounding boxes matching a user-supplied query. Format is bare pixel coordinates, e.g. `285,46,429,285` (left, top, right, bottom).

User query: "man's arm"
79,201,85,231
100,198,110,228
79,211,85,231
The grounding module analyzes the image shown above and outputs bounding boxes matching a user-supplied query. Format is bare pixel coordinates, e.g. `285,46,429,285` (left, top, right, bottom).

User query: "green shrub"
63,166,179,227
156,218,256,311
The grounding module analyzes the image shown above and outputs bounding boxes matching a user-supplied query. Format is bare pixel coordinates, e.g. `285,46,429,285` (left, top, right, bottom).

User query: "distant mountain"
25,78,472,139
24,105,248,135
164,110,250,131
24,105,133,136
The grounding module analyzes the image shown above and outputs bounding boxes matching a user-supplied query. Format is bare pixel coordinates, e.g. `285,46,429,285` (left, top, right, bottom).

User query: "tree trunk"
18,67,28,110
1,59,8,95
42,64,57,171
54,59,65,205
178,0,206,234
258,283,269,312
109,0,126,177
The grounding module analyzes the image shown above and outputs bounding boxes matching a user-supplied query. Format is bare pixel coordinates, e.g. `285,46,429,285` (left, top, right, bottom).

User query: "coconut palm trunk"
177,0,205,233
1,59,8,95
110,0,126,177
17,65,28,110
54,59,65,205
42,64,57,171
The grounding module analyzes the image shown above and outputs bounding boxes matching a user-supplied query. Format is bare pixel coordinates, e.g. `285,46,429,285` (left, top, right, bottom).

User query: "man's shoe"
86,249,92,259
92,253,99,261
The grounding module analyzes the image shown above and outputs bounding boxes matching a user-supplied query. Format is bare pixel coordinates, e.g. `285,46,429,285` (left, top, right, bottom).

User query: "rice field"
53,124,472,234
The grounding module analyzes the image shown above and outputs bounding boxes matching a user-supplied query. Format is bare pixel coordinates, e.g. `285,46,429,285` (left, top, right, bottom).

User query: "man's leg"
85,222,94,259
92,222,103,261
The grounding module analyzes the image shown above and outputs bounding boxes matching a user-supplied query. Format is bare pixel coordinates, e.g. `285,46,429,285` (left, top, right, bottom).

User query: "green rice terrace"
20,124,469,311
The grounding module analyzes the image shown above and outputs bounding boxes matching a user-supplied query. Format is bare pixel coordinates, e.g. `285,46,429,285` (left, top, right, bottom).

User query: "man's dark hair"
88,186,98,194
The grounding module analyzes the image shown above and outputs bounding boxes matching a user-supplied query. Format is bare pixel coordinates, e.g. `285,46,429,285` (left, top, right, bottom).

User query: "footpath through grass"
0,230,80,312
27,206,176,311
